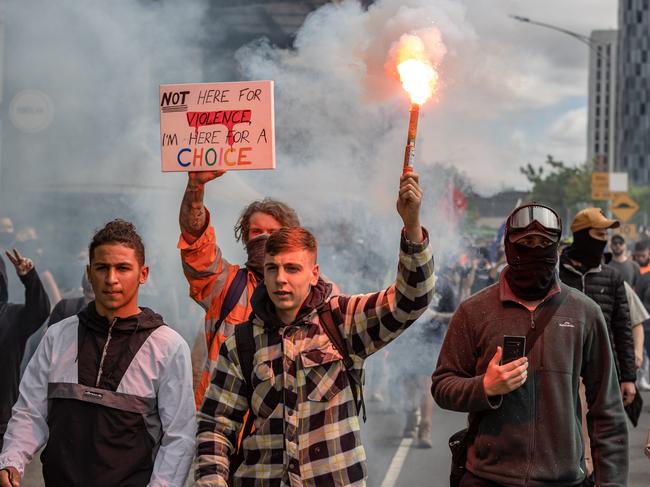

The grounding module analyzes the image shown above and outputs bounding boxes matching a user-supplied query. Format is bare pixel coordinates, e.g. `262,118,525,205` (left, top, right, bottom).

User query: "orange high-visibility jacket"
178,213,258,408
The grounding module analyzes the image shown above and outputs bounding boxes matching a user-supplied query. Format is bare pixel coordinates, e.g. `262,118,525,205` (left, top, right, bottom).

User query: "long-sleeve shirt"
432,273,629,486
195,231,435,487
0,267,50,443
179,211,258,407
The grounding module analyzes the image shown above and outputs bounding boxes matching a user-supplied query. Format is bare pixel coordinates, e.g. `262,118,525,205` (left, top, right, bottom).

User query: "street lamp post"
509,15,607,61
510,14,618,217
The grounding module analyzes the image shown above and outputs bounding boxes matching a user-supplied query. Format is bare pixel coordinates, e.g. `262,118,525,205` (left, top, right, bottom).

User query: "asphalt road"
21,391,650,486
361,390,650,487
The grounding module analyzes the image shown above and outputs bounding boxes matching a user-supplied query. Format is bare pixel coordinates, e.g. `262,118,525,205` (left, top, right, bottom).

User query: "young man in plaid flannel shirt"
195,171,435,486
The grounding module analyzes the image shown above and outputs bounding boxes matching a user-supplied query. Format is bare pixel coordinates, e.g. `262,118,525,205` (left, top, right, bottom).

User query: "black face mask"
567,229,607,270
638,258,650,267
245,234,269,279
505,238,558,301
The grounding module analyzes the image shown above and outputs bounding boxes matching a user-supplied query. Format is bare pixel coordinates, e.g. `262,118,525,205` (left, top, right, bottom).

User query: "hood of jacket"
78,301,165,335
250,278,332,329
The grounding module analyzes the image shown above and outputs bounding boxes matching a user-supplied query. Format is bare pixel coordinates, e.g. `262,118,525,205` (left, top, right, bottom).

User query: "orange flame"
398,59,437,105
394,35,439,105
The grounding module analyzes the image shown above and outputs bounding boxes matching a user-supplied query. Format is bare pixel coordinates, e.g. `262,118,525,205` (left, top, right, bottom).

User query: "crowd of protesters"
1,176,650,486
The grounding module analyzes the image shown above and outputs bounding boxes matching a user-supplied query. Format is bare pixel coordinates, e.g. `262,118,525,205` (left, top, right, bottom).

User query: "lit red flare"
393,35,440,173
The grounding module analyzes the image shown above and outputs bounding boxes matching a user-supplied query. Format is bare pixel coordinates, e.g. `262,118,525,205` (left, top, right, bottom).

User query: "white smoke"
1,1,618,484
2,0,615,335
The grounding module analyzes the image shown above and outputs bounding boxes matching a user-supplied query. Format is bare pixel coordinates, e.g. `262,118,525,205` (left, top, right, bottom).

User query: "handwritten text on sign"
160,81,275,172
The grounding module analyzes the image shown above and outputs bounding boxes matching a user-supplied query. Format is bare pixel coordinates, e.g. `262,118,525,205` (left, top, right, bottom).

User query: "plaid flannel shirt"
196,230,434,486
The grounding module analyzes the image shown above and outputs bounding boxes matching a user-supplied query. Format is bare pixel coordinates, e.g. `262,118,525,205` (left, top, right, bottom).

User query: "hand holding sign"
188,170,225,188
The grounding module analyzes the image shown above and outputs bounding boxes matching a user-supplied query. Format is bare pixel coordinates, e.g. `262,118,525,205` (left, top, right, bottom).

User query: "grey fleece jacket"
431,272,628,487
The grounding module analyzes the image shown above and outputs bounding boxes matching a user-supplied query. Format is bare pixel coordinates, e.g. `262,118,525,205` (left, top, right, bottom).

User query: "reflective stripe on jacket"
179,213,258,408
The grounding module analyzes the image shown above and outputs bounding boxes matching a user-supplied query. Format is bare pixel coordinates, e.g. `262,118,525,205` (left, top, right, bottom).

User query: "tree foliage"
520,155,596,228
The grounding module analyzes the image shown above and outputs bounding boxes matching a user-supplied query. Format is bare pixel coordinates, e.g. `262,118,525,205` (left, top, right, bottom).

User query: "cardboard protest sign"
160,80,275,172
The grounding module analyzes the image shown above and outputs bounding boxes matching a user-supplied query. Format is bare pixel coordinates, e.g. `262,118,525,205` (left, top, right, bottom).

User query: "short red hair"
265,227,317,260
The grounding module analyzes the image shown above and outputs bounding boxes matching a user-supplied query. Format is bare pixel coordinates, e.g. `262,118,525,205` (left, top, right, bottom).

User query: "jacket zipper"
524,309,536,485
95,317,117,387
524,369,537,486
580,268,601,293
562,262,599,293
529,310,535,329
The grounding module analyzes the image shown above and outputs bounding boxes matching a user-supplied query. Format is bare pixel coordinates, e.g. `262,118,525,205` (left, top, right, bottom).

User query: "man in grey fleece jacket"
432,203,628,487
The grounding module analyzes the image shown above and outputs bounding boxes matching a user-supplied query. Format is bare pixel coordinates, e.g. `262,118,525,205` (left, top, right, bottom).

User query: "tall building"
617,0,650,184
587,30,617,172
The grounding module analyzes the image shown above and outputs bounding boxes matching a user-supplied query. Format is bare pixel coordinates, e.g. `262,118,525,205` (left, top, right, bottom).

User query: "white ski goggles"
508,205,562,234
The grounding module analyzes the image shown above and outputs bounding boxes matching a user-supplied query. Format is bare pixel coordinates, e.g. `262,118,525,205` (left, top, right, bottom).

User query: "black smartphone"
502,335,526,364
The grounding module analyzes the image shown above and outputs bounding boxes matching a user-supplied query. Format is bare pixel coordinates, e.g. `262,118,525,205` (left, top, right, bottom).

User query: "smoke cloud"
2,1,615,482
1,0,608,337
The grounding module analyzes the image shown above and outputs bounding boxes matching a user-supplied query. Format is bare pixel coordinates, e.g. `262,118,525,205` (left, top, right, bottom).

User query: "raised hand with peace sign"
4,249,34,277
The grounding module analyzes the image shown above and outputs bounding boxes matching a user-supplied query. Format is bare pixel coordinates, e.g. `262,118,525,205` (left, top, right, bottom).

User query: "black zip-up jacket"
432,274,628,486
559,249,636,382
0,262,50,448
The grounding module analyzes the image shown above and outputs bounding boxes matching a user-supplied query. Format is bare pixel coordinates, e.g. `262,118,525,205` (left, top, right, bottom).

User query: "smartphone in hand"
502,335,526,364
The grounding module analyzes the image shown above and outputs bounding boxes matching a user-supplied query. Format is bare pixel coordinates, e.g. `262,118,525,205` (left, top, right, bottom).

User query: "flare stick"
402,103,420,174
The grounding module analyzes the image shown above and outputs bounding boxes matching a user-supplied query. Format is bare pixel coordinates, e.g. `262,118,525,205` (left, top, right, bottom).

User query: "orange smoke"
394,35,439,105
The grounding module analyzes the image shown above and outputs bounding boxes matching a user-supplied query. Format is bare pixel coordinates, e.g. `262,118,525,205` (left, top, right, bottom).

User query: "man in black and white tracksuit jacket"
0,219,195,487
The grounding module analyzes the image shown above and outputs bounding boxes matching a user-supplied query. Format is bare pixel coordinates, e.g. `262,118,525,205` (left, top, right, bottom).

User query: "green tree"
520,155,596,231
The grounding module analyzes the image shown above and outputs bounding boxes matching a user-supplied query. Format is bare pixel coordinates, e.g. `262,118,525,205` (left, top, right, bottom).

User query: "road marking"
380,438,413,487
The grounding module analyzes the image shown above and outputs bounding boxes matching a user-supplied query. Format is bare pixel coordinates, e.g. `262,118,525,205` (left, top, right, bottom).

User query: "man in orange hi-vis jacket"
178,171,301,407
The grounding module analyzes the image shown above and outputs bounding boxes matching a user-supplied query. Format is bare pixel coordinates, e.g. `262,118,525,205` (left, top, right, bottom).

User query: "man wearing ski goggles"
432,202,628,487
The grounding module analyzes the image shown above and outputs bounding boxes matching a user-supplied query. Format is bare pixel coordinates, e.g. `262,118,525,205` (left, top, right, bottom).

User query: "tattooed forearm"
180,181,208,241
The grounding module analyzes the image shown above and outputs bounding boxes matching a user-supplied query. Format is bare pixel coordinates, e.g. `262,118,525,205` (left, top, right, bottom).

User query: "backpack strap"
318,304,367,422
235,321,256,409
205,267,249,365
216,268,252,470
232,321,256,461
216,268,249,331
